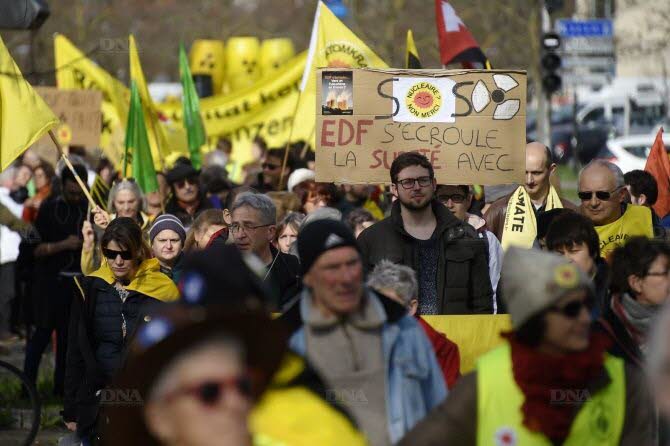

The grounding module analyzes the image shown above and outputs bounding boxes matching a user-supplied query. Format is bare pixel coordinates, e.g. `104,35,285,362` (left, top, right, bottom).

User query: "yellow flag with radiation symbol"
0,36,59,171
54,34,128,167
296,1,388,148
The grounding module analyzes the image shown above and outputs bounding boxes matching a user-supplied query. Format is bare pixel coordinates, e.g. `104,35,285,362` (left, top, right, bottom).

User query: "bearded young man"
358,152,493,314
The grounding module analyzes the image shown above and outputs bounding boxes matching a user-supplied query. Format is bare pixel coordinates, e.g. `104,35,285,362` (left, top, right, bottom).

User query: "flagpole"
300,124,316,160
279,93,303,189
48,130,96,207
147,109,167,173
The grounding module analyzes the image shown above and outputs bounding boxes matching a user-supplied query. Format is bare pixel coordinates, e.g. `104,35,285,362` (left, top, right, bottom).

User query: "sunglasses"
548,298,592,318
438,193,467,204
175,177,198,189
163,377,253,406
397,176,433,190
577,187,621,201
102,248,133,261
262,163,281,170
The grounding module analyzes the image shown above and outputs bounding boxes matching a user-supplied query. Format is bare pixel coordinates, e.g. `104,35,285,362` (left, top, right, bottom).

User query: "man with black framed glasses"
358,152,493,314
230,193,300,309
578,160,653,259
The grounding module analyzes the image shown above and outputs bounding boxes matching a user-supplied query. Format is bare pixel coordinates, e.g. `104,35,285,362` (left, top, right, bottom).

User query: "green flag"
180,43,206,169
124,81,158,194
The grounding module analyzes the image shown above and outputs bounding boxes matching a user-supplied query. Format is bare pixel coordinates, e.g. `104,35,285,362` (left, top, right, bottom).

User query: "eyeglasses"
262,163,280,171
577,187,621,201
175,176,198,189
396,176,433,190
548,298,592,318
102,248,133,261
229,222,273,234
438,193,466,204
163,377,253,406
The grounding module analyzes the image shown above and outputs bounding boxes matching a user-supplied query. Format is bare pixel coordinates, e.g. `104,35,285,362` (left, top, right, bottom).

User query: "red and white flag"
435,0,489,68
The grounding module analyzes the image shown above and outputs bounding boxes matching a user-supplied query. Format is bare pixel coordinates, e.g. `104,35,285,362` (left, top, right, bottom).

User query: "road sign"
556,19,613,38
562,37,614,55
562,73,612,86
561,55,615,69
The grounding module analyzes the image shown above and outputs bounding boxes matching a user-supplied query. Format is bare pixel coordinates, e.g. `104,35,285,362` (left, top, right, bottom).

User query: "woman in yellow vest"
399,247,654,446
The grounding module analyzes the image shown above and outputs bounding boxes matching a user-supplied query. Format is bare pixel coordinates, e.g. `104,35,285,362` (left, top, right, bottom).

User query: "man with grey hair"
230,192,300,308
367,260,460,389
578,159,653,258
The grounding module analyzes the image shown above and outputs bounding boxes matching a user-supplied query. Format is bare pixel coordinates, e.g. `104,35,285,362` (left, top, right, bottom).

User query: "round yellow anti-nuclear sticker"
405,82,442,119
57,123,73,145
554,263,580,289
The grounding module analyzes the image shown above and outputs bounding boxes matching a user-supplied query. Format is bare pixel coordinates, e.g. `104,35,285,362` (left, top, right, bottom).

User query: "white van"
577,80,667,137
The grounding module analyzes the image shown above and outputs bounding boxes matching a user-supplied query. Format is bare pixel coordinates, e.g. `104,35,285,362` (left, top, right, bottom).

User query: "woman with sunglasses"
399,247,653,446
82,179,153,275
597,237,670,369
63,217,179,443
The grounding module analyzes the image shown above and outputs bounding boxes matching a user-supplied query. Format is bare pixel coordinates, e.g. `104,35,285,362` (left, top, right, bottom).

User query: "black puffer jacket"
63,267,177,438
358,200,493,314
265,245,301,310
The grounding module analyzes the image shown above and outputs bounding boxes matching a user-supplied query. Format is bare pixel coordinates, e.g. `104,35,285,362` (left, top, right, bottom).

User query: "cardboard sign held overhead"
316,68,527,185
35,87,102,147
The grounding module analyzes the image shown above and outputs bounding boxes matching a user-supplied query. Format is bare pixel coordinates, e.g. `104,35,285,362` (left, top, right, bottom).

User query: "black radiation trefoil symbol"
471,74,520,120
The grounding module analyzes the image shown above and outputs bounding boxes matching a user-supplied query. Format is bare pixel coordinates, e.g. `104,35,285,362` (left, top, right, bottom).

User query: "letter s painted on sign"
451,81,473,118
375,78,399,120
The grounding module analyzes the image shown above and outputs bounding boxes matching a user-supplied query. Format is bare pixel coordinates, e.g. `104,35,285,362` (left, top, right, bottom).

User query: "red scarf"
503,331,612,442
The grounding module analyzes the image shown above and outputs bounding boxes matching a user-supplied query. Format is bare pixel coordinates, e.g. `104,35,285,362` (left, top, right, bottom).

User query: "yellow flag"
129,35,183,170
296,1,388,148
158,52,309,180
54,34,128,167
0,36,59,171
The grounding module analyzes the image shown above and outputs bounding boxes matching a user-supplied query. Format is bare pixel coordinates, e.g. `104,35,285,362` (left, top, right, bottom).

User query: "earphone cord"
263,250,281,282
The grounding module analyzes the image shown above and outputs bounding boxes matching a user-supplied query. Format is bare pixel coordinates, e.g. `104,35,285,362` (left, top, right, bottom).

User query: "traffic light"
541,32,562,95
0,0,50,30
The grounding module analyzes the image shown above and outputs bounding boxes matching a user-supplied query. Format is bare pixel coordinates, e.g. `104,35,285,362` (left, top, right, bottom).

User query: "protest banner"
424,314,511,373
55,35,312,177
34,87,101,147
315,68,527,185
157,51,313,171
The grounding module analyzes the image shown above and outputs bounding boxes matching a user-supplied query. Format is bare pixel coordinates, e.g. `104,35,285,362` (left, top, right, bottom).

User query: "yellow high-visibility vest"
477,342,625,446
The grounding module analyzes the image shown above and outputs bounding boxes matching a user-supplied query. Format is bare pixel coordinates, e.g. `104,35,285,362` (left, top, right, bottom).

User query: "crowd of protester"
0,136,669,446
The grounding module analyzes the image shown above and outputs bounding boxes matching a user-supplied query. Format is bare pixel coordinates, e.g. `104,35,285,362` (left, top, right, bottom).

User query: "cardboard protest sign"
315,68,526,185
35,87,102,147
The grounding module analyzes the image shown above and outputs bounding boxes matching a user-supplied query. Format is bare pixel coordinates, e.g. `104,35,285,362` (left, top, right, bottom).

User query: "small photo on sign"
322,71,353,115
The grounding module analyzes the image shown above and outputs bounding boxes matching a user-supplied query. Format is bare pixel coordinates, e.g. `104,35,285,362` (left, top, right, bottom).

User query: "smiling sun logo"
405,82,442,119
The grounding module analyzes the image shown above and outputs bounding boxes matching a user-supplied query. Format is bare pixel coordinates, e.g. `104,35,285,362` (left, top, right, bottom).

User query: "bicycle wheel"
0,359,41,446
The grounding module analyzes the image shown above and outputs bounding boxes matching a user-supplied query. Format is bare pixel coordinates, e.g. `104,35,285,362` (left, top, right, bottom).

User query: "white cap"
287,168,316,192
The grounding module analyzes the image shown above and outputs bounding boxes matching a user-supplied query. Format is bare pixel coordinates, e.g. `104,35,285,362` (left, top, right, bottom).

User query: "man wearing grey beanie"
399,247,653,446
150,214,186,283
